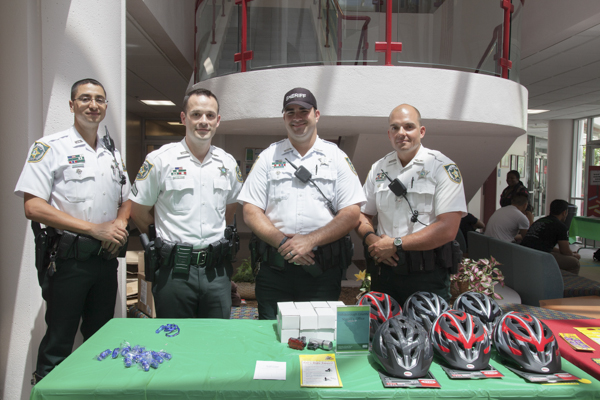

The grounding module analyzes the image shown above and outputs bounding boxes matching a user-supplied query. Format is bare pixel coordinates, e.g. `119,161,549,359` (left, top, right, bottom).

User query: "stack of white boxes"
277,301,346,343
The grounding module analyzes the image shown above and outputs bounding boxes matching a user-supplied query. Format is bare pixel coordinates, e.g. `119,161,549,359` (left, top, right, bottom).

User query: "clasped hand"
278,234,316,266
368,234,400,266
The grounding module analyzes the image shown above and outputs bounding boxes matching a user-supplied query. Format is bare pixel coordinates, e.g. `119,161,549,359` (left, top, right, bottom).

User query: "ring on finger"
289,252,294,257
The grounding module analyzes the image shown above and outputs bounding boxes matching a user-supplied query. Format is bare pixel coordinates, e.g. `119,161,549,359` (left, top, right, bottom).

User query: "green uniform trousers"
36,256,118,378
152,261,232,319
370,265,450,307
256,262,343,320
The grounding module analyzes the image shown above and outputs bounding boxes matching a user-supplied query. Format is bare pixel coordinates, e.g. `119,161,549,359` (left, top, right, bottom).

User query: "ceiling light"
141,100,176,106
527,109,549,114
167,122,184,126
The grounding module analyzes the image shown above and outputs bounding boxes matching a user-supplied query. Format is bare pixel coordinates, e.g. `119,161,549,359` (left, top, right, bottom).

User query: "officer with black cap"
238,87,366,320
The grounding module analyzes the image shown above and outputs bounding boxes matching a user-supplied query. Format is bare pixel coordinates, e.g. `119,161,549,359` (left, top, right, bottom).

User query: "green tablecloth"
570,216,600,242
31,318,600,400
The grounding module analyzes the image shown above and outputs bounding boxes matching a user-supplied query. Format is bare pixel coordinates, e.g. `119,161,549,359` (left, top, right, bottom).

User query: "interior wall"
126,112,144,185
0,2,126,398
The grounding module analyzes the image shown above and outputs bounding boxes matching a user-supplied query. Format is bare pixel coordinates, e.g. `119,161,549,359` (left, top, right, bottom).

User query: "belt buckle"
195,250,208,266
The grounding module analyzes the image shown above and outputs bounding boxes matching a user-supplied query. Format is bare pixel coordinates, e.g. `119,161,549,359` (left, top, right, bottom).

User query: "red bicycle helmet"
453,292,502,339
431,309,491,370
402,291,449,332
358,291,402,339
371,316,433,378
493,312,561,374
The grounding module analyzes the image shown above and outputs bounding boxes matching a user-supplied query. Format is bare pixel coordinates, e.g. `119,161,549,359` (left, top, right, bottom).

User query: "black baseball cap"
282,87,317,112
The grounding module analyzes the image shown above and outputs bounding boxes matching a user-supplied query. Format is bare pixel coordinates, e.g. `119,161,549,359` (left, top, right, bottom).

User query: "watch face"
394,238,402,247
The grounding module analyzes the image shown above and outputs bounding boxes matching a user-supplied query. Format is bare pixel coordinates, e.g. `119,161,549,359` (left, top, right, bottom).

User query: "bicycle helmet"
493,311,561,374
403,291,449,332
371,316,433,378
357,291,402,339
453,292,502,339
431,309,491,370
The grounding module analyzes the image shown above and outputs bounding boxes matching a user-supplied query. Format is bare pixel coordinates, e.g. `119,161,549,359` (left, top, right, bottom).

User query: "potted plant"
232,258,256,300
450,257,505,300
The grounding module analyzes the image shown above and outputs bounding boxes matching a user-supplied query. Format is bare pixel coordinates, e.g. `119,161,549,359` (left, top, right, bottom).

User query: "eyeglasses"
74,96,108,105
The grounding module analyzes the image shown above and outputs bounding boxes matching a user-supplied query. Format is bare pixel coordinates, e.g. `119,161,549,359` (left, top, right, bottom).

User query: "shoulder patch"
28,142,51,163
444,164,462,184
345,157,357,175
136,160,154,181
235,165,243,183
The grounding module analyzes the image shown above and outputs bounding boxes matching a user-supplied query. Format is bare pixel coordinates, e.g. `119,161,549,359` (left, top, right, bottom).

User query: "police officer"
130,88,242,319
355,104,466,306
238,87,365,320
15,78,131,383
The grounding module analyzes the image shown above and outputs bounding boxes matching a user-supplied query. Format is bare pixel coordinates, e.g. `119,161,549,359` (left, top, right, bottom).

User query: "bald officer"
355,104,466,306
15,78,131,383
130,88,242,319
238,87,365,319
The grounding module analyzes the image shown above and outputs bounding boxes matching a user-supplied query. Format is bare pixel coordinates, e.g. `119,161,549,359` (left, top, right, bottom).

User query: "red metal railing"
326,0,371,65
194,0,515,82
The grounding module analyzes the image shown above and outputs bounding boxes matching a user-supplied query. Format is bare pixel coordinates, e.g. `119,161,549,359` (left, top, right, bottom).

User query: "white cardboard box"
298,307,318,329
294,302,315,310
316,307,336,329
300,329,318,339
279,329,299,343
310,301,330,308
314,329,335,341
278,307,300,330
277,301,296,312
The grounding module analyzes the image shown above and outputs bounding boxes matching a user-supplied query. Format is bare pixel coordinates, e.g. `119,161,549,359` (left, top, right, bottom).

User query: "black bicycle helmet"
453,291,502,339
431,309,491,370
358,291,402,339
403,291,449,332
371,316,434,378
493,311,561,374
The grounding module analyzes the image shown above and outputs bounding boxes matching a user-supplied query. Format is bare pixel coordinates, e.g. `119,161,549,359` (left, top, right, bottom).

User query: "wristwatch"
393,237,403,251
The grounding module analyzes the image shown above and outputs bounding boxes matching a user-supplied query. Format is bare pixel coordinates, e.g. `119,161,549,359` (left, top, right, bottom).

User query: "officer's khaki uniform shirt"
130,139,243,249
238,136,365,234
362,145,467,237
15,126,131,224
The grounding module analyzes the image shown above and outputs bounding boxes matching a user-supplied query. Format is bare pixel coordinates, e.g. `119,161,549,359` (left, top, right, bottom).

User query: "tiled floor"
577,247,600,283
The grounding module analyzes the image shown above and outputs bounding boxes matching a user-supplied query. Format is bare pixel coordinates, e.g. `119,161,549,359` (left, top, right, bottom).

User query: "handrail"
327,0,371,65
474,0,522,78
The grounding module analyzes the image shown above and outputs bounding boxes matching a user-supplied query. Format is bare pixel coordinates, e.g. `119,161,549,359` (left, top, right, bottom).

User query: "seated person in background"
460,213,485,249
484,194,530,243
521,199,580,275
500,170,533,225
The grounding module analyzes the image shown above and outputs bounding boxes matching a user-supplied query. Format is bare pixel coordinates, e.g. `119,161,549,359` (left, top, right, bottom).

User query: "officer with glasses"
355,104,466,306
15,78,131,384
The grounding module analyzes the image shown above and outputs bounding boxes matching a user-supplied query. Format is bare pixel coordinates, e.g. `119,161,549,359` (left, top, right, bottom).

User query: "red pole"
385,0,392,66
500,0,514,79
240,0,247,72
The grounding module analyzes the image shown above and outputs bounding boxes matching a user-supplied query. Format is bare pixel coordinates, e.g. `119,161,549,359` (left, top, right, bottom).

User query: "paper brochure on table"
253,361,286,380
299,354,342,387
574,327,600,346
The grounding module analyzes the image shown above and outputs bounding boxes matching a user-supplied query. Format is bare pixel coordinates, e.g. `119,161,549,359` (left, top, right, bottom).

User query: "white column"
0,1,125,399
546,119,574,213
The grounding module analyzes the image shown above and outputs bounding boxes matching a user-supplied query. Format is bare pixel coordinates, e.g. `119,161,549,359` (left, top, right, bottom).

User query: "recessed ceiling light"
527,109,549,114
141,100,176,106
167,122,184,126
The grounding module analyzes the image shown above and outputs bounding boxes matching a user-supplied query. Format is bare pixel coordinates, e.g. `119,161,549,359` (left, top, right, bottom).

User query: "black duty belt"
191,249,210,266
